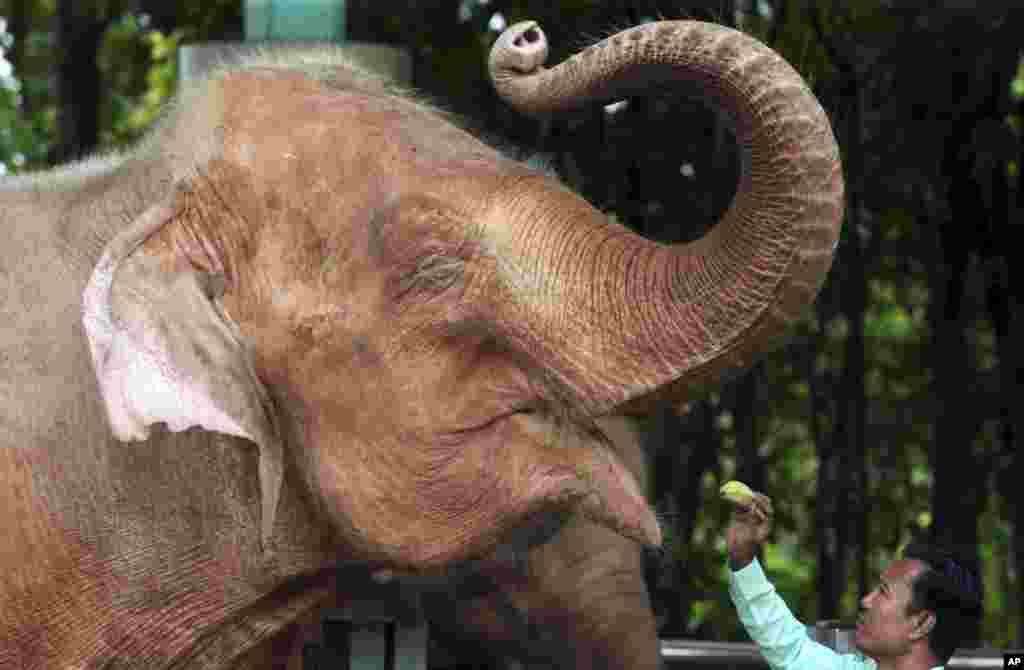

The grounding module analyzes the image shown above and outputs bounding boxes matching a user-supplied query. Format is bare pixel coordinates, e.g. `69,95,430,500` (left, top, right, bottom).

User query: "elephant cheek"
306,412,660,569
304,435,577,569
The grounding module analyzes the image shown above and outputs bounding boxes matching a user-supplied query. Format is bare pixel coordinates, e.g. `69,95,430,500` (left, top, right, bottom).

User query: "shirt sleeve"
727,558,876,670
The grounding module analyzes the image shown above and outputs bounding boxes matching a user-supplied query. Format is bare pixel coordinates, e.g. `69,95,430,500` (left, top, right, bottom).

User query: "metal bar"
337,576,427,670
659,639,1015,668
660,639,766,665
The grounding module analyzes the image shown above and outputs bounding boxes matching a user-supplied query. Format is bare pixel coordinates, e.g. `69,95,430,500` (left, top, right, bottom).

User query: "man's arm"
723,484,874,670
728,557,873,670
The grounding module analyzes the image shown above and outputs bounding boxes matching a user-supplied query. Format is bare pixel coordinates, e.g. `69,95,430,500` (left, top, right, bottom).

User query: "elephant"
0,17,842,670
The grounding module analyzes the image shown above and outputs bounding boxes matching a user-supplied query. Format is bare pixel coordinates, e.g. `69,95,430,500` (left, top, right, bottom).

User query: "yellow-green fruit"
719,480,755,505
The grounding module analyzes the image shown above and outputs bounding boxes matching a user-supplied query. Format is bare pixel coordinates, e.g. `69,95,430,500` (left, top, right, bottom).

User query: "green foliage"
99,14,183,148
981,483,1017,647
0,17,49,173
1013,56,1024,101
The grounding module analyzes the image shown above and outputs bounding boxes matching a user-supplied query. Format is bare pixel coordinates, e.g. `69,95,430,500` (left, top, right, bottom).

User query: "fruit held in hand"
719,480,755,505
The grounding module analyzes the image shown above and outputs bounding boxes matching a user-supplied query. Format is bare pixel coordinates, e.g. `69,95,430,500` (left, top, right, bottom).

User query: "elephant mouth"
572,435,662,548
439,403,662,552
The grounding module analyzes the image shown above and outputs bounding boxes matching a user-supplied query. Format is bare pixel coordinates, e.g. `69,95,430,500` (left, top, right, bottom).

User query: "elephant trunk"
486,21,843,415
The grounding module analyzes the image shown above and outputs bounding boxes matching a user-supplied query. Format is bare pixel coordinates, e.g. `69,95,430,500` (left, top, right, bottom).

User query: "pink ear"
82,198,284,547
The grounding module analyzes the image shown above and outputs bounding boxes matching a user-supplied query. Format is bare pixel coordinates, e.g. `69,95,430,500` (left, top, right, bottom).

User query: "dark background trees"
0,0,1019,646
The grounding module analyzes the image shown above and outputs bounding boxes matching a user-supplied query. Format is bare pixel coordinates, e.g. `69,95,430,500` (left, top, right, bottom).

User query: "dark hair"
901,540,984,664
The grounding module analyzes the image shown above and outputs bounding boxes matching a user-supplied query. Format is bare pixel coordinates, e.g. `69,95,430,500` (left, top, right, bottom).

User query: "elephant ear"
81,194,283,548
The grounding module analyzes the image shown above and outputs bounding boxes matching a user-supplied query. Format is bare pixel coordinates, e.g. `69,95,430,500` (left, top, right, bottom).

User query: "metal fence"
306,630,1014,670
309,580,1017,670
659,639,1012,669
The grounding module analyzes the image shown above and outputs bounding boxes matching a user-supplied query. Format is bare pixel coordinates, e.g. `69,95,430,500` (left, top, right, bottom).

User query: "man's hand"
723,483,773,571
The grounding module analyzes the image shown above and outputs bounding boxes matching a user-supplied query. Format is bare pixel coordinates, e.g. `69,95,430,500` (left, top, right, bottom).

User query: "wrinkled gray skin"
0,19,842,670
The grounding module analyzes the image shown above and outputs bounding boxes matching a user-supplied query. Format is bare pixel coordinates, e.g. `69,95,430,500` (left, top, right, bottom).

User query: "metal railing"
306,626,1014,670
659,639,1013,668
306,581,1016,670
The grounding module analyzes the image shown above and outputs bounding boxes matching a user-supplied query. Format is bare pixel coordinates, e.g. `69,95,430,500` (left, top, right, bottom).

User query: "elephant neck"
1,154,173,284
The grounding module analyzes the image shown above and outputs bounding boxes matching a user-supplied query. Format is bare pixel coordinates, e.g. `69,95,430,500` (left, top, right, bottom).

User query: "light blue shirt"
727,558,944,670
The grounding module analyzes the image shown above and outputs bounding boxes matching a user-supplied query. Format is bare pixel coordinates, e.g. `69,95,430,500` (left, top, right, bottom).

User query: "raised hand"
722,481,773,570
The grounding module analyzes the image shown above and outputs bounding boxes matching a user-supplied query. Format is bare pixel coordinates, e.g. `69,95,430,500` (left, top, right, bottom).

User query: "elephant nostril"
515,28,542,48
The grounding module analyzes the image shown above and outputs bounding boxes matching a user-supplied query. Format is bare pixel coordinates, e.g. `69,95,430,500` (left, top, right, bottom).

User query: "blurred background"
0,0,1020,647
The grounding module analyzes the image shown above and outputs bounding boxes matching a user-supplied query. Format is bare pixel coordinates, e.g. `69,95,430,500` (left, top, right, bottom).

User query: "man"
726,488,983,670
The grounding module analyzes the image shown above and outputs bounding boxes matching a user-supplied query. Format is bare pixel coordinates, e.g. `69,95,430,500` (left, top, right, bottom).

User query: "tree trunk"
1016,87,1024,650
982,29,1023,645
841,68,870,605
734,363,765,494
930,113,985,650
808,297,838,620
986,230,1021,646
5,0,44,125
1003,19,1023,647
929,22,1022,643
48,1,108,164
807,5,867,620
646,400,719,635
927,242,985,646
6,0,29,77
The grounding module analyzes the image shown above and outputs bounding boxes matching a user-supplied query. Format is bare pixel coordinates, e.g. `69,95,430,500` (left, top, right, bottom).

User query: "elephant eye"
394,253,465,302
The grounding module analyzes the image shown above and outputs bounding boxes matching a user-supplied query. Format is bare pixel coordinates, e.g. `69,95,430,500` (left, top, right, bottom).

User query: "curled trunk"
488,21,843,414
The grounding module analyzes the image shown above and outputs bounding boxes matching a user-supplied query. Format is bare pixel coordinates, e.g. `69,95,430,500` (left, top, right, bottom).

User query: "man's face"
855,558,933,658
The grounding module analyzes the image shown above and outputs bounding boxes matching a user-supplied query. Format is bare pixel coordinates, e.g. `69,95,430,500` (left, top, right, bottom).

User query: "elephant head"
81,20,842,573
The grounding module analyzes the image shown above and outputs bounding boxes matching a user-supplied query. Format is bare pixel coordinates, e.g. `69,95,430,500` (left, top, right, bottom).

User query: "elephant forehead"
215,67,515,189
211,72,428,251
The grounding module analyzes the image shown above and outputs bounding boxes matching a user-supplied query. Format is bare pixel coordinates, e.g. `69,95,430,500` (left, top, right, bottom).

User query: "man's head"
855,540,983,666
